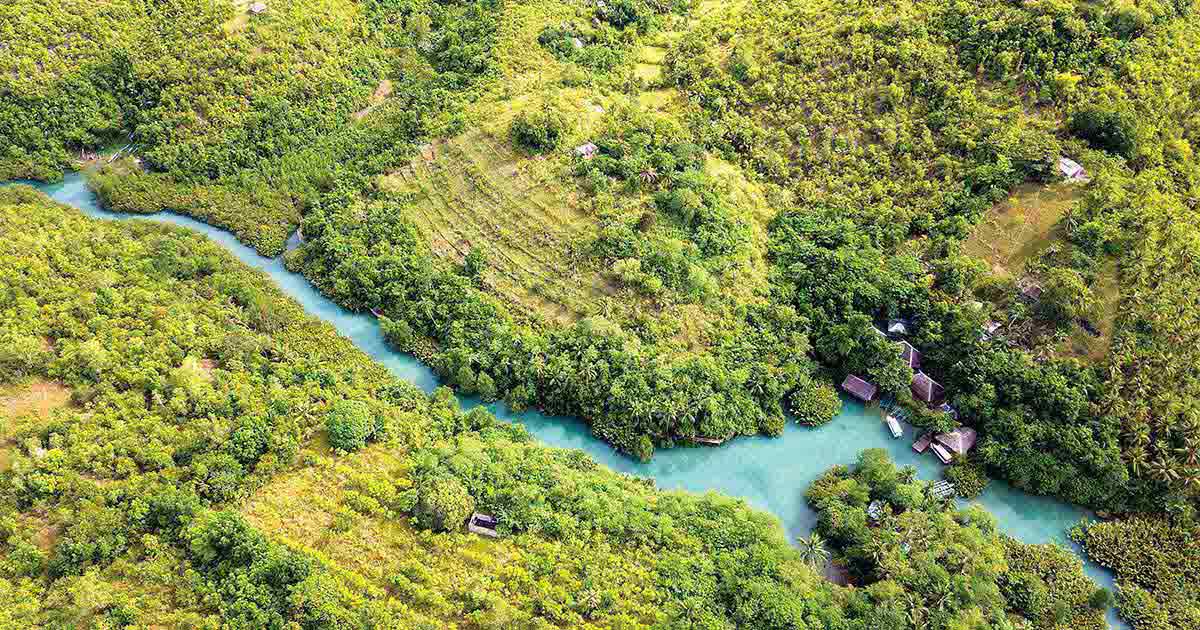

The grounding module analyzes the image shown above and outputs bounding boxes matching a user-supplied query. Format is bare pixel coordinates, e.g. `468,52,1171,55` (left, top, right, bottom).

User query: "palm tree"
797,532,831,571
639,167,659,185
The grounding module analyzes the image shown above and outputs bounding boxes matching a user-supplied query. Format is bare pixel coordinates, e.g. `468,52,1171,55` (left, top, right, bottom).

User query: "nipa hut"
467,513,499,538
910,371,944,404
841,375,878,402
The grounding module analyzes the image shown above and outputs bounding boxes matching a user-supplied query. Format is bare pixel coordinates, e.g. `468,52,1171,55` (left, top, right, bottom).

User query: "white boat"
885,414,902,439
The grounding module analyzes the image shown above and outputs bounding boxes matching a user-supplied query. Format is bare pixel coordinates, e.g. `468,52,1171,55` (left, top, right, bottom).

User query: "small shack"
887,319,911,337
937,402,959,421
866,500,884,522
896,340,921,370
1058,156,1088,182
910,371,945,404
912,433,933,453
467,513,499,538
981,320,1002,341
571,37,585,49
575,142,598,159
841,375,878,402
248,2,268,14
885,414,903,439
935,427,977,458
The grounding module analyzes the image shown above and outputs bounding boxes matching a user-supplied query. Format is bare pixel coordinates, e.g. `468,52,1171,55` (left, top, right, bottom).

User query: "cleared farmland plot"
382,130,621,325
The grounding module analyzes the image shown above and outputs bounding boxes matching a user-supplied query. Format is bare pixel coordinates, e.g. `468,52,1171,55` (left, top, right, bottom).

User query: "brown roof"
896,341,921,370
841,375,878,402
910,371,944,403
935,427,977,455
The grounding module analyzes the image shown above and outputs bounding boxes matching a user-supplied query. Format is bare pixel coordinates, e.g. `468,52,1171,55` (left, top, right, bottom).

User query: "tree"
511,104,567,153
326,400,374,452
797,532,830,571
414,477,475,532
789,377,842,426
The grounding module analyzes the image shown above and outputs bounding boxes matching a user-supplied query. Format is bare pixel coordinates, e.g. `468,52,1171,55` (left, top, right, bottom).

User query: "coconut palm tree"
797,532,830,571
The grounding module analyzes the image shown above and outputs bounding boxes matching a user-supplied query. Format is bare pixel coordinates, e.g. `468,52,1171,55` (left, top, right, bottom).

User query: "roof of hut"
887,319,911,336
935,427,977,455
249,2,268,14
841,375,878,402
910,371,945,403
897,340,921,370
575,142,598,157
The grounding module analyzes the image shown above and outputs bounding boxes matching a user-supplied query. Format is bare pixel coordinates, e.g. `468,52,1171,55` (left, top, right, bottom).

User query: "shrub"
511,105,567,153
945,459,990,498
789,378,842,426
1069,105,1137,158
413,477,475,532
326,400,374,453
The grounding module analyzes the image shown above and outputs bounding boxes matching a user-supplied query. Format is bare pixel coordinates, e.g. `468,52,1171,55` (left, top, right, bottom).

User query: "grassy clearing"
1056,260,1121,362
381,129,616,324
963,182,1083,277
0,379,72,473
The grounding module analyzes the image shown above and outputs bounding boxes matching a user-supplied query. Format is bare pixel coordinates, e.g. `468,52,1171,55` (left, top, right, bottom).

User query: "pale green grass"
963,183,1083,277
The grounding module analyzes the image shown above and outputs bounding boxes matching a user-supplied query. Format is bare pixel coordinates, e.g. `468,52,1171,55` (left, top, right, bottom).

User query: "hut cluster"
842,318,978,465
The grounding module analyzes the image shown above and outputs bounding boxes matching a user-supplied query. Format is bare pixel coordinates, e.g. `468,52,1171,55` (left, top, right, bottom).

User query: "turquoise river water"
10,173,1127,628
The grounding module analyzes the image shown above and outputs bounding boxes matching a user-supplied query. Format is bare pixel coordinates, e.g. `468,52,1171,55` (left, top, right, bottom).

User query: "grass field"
380,129,619,325
0,379,72,473
963,183,1082,278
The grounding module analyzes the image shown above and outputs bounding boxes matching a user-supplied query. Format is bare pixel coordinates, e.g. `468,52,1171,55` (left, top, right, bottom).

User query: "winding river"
10,173,1126,628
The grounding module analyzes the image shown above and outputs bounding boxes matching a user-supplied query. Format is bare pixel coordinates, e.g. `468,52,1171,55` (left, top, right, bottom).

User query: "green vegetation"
7,0,1200,626
808,450,1110,630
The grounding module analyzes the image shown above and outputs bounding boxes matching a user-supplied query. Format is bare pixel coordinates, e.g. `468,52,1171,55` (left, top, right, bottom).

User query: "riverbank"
7,173,1129,629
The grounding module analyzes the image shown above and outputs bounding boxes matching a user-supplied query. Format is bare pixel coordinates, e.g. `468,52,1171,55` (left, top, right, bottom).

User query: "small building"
930,442,954,464
981,320,1002,340
910,371,945,404
248,2,268,14
930,480,956,499
896,340,921,370
885,414,903,439
1018,278,1043,302
575,142,598,159
1058,156,1088,182
841,375,878,402
912,433,934,453
887,319,911,337
935,427,978,458
571,37,585,49
467,513,499,538
937,402,959,421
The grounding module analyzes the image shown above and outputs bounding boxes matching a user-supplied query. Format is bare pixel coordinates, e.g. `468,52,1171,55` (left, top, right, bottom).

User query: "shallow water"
10,174,1126,628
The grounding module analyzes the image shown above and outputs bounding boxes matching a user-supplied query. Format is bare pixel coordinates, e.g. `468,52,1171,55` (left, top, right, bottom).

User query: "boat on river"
885,414,902,438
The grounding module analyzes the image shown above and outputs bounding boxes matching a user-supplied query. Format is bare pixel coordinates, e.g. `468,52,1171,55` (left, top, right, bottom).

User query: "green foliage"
944,459,990,499
413,477,476,532
510,104,567,153
788,377,842,426
326,399,375,453
807,450,1108,630
1070,106,1139,158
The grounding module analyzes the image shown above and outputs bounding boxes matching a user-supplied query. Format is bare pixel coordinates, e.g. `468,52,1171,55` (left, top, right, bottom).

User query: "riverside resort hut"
467,513,499,538
931,427,977,464
910,371,944,404
1058,156,1088,182
887,319,911,337
248,2,268,14
841,375,878,402
897,340,921,370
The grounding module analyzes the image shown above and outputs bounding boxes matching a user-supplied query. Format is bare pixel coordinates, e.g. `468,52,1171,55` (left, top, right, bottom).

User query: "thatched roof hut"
249,2,268,14
841,375,878,402
935,427,977,456
910,371,944,403
897,340,921,370
467,513,499,538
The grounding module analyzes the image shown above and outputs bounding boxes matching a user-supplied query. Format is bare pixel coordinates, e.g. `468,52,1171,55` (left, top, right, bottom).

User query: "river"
8,173,1126,628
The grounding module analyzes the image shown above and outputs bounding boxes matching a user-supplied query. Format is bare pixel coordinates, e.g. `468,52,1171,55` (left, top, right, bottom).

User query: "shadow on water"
7,173,1127,629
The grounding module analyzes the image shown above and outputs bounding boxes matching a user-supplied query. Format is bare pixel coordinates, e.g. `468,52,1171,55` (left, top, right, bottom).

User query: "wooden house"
841,375,878,402
935,427,977,458
910,371,944,404
887,319,911,337
249,2,268,14
467,513,499,538
912,433,933,453
896,340,921,370
1058,156,1088,182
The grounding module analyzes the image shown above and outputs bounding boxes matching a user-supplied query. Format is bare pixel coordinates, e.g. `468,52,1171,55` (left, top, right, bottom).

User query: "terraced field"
381,130,620,325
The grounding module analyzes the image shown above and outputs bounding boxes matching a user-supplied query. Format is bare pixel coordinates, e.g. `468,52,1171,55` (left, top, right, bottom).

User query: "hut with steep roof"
841,375,878,402
896,340,921,370
248,2,268,14
910,371,944,404
467,513,499,538
935,427,977,458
